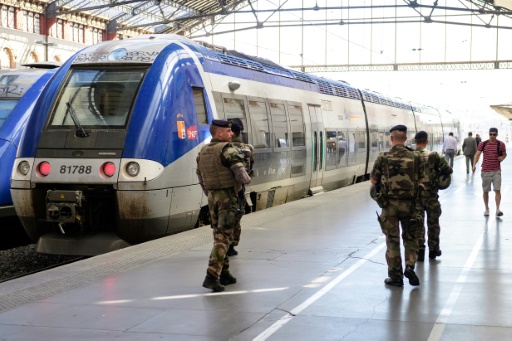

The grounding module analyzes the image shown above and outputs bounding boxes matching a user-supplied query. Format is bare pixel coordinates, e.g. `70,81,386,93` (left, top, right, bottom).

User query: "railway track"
0,239,84,283
0,217,104,283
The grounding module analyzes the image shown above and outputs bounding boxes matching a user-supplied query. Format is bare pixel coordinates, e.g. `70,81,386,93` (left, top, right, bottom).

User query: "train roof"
0,68,54,99
70,34,418,109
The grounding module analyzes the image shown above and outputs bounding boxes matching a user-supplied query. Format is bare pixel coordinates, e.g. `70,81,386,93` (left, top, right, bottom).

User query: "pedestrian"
462,132,478,174
472,127,507,217
227,120,254,257
370,124,424,287
196,119,252,292
475,133,482,146
442,132,458,168
414,131,453,261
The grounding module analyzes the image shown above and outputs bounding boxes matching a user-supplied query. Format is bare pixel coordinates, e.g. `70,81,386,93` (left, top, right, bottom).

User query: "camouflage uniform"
371,145,424,282
416,148,452,256
197,138,247,279
230,136,254,247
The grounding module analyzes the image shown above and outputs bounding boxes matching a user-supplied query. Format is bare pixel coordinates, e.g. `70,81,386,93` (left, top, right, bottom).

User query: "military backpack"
379,148,421,200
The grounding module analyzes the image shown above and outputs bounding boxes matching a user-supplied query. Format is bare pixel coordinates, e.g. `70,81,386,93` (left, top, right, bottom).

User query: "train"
10,34,460,256
0,64,59,218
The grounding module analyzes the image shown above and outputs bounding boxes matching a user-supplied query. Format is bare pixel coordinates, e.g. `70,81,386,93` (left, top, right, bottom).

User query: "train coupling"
46,190,84,225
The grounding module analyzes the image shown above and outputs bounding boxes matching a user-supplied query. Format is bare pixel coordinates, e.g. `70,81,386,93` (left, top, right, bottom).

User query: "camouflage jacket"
371,145,424,200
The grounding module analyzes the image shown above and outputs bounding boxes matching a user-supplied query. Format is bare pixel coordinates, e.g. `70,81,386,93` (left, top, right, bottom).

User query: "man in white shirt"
443,132,458,168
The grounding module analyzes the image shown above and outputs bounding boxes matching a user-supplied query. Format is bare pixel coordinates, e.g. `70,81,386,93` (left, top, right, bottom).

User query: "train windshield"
47,68,146,129
0,99,19,129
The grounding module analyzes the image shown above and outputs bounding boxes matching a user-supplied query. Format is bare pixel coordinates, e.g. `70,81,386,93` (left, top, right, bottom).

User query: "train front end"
11,35,209,255
0,68,54,217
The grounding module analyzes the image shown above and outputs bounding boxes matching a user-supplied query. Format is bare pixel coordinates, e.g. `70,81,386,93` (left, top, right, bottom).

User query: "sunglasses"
489,133,497,136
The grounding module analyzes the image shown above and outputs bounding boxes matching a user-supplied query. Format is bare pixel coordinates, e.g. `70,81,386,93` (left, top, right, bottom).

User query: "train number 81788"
60,165,93,174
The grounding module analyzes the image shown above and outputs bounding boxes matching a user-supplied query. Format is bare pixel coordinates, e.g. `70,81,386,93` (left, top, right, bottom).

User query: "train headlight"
18,161,30,175
125,162,140,177
101,162,116,177
38,161,51,176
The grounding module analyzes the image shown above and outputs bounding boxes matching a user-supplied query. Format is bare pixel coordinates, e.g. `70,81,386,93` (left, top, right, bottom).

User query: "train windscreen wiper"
61,87,89,138
66,102,89,138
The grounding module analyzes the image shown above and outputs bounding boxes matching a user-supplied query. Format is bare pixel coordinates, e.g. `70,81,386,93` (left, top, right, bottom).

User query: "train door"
308,104,324,188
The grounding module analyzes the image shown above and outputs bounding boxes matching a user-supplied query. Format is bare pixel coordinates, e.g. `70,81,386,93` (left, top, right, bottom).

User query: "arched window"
0,48,14,69
53,55,61,62
28,51,38,63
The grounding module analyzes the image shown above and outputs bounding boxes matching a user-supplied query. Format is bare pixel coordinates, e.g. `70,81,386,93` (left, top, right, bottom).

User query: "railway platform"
1,154,511,340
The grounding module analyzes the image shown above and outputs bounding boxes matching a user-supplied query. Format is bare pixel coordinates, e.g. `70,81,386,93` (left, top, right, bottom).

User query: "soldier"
414,131,453,261
370,125,424,287
196,120,252,292
227,120,254,256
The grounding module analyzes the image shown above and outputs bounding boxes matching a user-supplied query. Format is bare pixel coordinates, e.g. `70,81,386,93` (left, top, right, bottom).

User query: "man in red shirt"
473,128,507,216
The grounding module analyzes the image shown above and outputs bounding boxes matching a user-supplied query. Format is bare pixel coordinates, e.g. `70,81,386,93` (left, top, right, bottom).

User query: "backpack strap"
482,139,501,155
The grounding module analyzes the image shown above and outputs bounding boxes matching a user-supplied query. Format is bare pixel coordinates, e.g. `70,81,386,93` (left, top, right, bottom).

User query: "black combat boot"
202,273,225,292
429,249,442,259
227,244,238,256
384,277,404,287
404,266,420,286
219,272,237,286
417,249,425,262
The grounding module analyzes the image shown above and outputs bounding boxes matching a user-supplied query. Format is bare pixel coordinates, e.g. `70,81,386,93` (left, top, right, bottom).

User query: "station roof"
491,104,512,120
48,0,246,35
47,0,512,36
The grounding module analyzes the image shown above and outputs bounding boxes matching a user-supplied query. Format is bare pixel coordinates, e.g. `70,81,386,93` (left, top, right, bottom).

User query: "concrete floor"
0,155,511,340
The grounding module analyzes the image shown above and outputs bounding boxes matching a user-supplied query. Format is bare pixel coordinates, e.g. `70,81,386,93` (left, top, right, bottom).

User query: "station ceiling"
49,0,512,36
491,104,512,120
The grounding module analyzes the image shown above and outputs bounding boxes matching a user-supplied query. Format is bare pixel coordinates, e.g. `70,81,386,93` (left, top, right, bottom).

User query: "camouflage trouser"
418,193,442,251
206,189,241,278
379,199,419,280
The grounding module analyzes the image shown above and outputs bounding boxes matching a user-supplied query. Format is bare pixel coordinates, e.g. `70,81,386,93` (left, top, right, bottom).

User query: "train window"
223,98,248,143
248,100,270,149
378,132,385,151
357,131,366,163
337,131,347,167
325,130,337,170
348,131,357,165
270,102,288,149
321,100,332,111
0,99,18,128
385,132,391,149
288,104,305,147
47,68,146,129
192,88,208,125
0,75,18,85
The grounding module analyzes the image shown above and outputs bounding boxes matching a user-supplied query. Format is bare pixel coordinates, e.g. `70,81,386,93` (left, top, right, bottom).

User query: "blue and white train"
10,35,459,255
0,65,58,218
